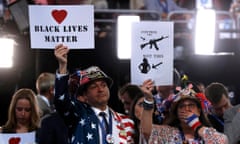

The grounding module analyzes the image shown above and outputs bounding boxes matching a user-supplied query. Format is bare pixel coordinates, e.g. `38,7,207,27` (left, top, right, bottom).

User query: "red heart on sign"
51,9,67,24
9,137,21,144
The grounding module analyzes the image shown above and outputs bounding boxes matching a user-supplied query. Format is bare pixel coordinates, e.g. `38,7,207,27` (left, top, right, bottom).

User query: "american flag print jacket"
54,74,135,144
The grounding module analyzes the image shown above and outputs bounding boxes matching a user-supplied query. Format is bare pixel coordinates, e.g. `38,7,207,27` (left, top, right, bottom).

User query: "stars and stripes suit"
54,74,135,144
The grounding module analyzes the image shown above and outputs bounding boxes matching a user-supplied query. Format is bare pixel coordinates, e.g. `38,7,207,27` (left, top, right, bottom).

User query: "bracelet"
194,124,204,138
143,98,154,110
144,98,154,104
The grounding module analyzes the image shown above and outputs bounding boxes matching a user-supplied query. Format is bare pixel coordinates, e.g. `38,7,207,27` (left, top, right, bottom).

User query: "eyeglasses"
137,101,144,107
16,107,31,112
178,103,197,109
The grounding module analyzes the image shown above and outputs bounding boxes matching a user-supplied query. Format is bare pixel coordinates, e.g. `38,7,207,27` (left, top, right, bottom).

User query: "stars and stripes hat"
77,66,113,93
171,84,212,113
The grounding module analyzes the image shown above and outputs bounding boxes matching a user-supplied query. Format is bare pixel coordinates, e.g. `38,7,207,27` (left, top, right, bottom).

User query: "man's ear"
82,92,88,103
49,86,55,95
82,91,88,97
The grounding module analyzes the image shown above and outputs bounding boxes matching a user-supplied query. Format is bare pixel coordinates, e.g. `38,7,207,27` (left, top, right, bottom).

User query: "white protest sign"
131,21,174,86
0,131,36,144
29,5,94,49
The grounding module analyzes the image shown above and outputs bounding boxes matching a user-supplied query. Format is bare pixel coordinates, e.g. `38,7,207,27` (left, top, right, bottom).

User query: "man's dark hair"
118,83,143,100
205,82,229,104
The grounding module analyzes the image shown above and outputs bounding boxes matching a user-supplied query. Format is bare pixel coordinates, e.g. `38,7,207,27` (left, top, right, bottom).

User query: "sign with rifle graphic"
131,21,174,86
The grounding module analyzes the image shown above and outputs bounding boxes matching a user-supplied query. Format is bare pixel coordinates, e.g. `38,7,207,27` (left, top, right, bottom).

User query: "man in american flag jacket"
54,44,135,144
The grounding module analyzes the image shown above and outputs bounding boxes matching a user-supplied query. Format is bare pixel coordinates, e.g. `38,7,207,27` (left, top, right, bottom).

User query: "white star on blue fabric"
74,112,79,116
71,135,75,142
64,111,69,116
71,101,75,105
79,118,85,126
86,133,93,141
91,122,96,129
59,94,65,100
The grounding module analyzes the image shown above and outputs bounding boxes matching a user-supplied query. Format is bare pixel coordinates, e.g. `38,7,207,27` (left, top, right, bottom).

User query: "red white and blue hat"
78,66,113,92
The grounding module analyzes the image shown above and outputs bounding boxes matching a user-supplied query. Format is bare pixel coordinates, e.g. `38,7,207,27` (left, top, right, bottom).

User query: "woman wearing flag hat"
140,80,228,144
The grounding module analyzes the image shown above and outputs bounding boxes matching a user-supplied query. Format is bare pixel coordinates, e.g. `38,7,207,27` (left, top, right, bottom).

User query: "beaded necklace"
178,126,204,144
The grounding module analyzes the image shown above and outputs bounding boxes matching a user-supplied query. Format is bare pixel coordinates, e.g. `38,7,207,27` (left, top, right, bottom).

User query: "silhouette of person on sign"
138,58,151,74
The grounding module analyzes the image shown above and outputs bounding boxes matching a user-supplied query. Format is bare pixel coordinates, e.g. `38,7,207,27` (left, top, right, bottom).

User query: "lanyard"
99,110,113,144
209,114,224,126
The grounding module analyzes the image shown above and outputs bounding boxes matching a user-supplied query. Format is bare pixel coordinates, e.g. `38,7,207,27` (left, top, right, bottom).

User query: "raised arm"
54,44,80,127
140,79,155,140
54,44,69,74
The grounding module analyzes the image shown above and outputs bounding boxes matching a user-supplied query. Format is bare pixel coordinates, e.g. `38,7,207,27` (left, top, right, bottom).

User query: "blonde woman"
0,88,40,133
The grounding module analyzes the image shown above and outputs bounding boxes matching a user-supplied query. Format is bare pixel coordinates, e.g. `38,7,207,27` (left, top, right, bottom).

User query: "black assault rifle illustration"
140,36,169,50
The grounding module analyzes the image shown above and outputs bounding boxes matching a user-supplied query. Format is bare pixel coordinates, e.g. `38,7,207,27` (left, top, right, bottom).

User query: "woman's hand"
141,79,155,101
185,113,202,131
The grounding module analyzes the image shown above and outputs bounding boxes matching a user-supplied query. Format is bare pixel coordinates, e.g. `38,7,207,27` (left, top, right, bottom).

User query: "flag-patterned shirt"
148,125,228,144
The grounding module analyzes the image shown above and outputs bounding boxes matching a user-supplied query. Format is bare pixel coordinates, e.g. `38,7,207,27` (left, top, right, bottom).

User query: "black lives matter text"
34,25,88,42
